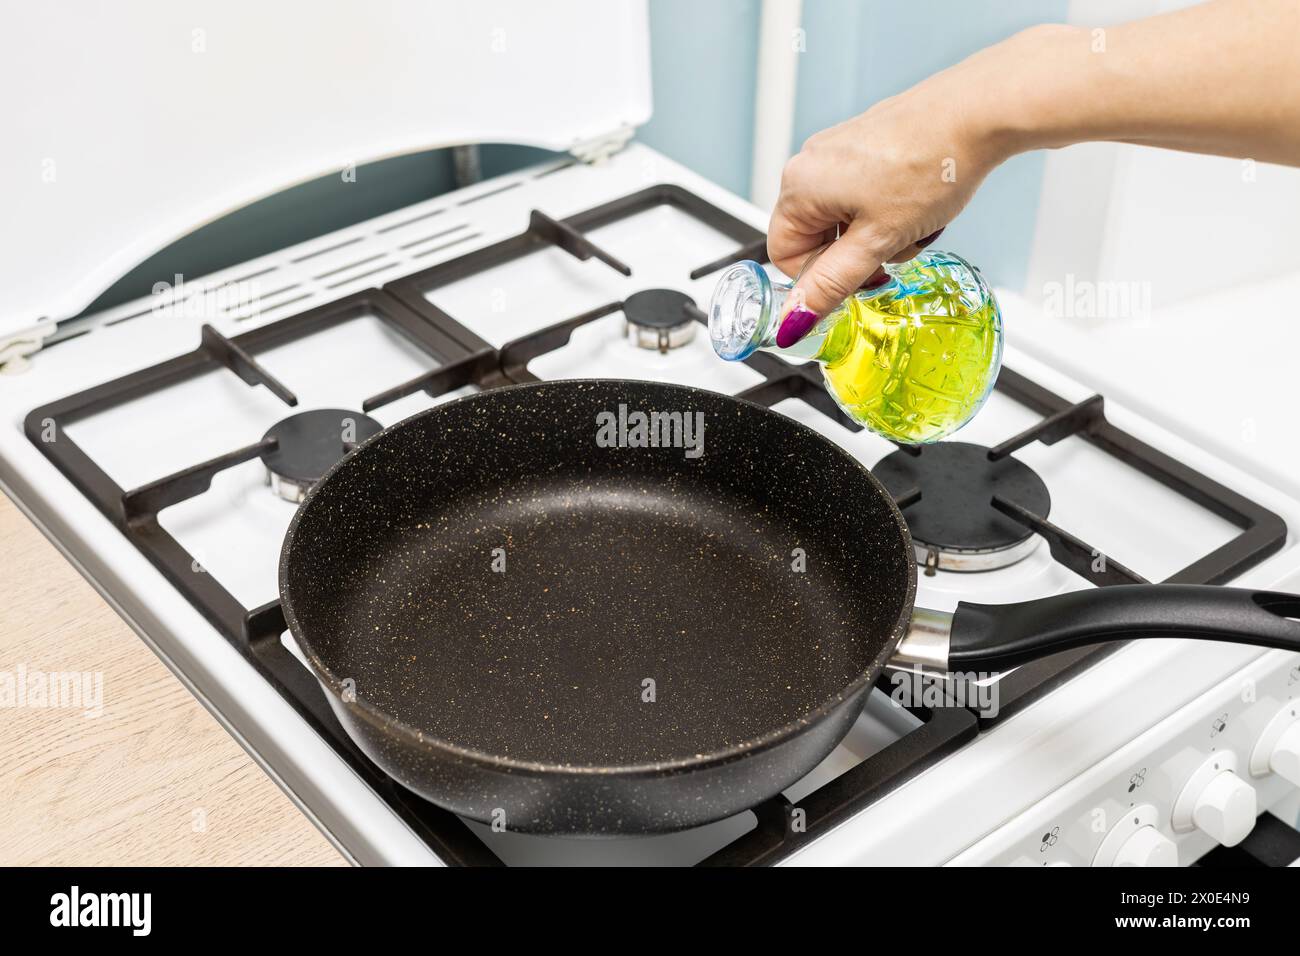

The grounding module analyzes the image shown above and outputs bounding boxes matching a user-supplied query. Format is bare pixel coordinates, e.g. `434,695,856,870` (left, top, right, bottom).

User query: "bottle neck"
708,259,860,364
758,302,844,361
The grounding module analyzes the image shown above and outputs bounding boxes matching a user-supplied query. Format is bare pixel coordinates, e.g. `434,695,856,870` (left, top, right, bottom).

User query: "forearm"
976,0,1300,166
766,0,1300,320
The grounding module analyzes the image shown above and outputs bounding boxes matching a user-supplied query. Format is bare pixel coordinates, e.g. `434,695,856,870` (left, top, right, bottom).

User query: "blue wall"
637,0,762,196
84,0,1064,314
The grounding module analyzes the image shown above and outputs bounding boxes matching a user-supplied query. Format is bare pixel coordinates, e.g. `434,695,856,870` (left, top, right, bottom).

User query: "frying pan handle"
943,585,1300,672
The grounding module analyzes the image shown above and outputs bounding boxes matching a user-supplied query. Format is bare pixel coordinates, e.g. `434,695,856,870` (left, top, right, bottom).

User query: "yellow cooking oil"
806,255,1002,444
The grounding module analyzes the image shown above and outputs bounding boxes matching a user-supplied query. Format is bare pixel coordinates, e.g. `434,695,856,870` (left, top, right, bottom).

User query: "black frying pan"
280,380,1300,835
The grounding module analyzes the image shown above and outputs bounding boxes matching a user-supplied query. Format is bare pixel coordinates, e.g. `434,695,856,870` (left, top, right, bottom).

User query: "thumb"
788,227,886,320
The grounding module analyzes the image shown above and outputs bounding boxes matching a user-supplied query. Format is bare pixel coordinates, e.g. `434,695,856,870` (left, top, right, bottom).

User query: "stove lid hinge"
569,126,635,164
0,320,57,374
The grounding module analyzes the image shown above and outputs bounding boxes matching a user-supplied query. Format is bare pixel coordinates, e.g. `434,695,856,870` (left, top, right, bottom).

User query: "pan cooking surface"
325,477,873,764
282,381,914,771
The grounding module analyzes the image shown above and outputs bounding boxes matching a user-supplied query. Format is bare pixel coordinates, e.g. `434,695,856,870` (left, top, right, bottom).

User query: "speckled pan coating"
280,380,916,835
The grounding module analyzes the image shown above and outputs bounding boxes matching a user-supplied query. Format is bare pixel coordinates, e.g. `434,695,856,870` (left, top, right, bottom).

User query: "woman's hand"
767,32,1026,339
767,0,1300,345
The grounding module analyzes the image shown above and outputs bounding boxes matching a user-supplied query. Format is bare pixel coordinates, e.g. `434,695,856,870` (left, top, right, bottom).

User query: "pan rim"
279,378,918,779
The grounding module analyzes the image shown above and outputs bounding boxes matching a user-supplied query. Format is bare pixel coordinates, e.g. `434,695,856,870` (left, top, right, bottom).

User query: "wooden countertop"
0,492,344,866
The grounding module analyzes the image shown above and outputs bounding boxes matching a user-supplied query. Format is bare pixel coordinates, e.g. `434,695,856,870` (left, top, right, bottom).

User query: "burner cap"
872,442,1051,572
623,289,697,351
261,409,383,503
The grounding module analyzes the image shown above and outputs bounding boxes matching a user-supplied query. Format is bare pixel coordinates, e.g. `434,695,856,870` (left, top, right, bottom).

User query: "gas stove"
5,143,1300,865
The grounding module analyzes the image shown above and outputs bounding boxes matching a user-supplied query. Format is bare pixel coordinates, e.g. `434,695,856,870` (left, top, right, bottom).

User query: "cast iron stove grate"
26,184,1286,866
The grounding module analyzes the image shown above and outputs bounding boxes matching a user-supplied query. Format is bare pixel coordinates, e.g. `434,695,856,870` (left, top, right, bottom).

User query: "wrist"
964,23,1091,161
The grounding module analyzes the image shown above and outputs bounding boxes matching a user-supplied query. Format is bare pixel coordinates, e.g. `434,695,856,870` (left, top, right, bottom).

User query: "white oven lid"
0,0,651,335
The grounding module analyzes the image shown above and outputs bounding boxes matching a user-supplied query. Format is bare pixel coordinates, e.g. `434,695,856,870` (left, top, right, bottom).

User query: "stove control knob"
1267,720,1300,785
1093,805,1177,867
1190,771,1256,847
1259,715,1300,786
1173,753,1257,847
1112,826,1179,868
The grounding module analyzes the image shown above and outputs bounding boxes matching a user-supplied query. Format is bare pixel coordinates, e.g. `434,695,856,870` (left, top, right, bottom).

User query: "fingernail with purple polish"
917,227,945,248
861,268,890,291
776,307,819,348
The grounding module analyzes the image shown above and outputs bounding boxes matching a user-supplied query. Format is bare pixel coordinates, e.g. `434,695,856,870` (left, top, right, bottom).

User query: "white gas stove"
4,142,1300,865
4,2,1300,867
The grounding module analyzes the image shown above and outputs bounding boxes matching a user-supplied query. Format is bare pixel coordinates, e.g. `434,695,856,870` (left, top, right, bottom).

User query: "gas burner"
260,409,384,504
622,289,698,352
873,442,1051,573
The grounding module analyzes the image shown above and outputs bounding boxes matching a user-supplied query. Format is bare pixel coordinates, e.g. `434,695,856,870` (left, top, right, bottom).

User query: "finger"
767,203,838,280
880,227,946,267
767,228,826,280
787,225,888,320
